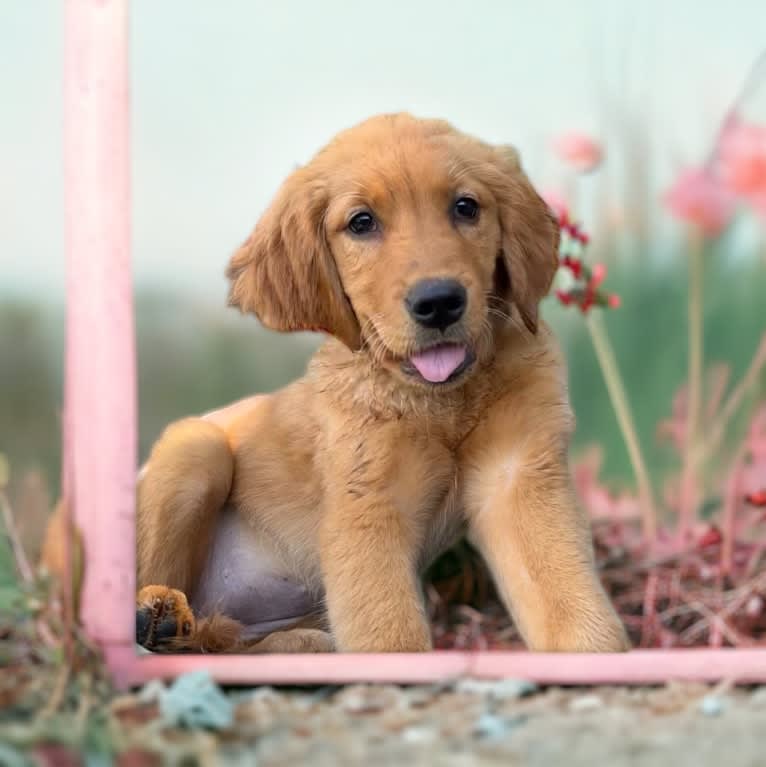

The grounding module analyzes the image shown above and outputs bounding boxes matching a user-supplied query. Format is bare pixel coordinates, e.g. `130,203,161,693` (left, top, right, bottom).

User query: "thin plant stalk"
0,488,34,584
566,188,658,541
695,331,766,467
678,231,705,542
586,310,658,543
720,443,747,576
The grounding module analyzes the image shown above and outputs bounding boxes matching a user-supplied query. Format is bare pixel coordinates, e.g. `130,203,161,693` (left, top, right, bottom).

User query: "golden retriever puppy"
135,113,629,654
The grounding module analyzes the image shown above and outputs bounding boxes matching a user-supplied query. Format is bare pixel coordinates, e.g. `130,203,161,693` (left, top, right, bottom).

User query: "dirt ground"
20,678,756,766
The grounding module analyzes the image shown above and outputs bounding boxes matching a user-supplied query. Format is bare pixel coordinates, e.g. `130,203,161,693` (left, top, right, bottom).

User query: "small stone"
698,695,727,717
401,725,438,744
249,686,280,702
136,679,166,703
472,712,525,739
158,670,234,730
310,685,339,702
455,678,537,700
335,684,404,714
403,686,438,708
568,694,604,712
0,743,28,767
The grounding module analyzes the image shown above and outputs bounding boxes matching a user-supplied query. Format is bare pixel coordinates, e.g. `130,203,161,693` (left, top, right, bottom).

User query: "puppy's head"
227,113,559,387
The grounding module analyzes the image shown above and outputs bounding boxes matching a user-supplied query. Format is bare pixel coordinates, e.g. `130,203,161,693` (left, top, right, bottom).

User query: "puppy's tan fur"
133,114,628,653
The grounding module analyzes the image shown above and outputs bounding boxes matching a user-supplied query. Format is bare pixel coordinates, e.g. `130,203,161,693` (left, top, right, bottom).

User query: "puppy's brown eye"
454,197,479,220
347,211,377,235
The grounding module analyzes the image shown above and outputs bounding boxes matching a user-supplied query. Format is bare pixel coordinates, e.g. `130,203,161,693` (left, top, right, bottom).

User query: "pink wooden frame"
63,0,766,690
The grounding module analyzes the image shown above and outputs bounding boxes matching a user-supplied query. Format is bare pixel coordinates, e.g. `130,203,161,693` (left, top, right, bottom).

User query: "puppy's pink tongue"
409,345,467,383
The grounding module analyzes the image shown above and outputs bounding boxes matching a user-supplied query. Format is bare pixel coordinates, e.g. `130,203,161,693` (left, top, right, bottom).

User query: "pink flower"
541,188,569,220
718,118,766,199
590,263,607,288
552,133,603,173
663,167,735,236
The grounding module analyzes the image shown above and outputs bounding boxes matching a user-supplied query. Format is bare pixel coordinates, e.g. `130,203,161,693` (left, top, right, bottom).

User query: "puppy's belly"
190,509,317,639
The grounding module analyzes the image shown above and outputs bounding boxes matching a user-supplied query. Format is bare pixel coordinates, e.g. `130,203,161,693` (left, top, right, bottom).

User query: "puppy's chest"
418,469,466,571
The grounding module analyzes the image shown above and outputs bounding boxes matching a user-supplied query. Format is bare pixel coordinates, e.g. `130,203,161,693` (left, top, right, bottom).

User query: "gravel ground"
85,678,766,766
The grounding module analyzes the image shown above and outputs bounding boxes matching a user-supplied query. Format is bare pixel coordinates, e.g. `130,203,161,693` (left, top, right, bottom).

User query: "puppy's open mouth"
401,343,475,384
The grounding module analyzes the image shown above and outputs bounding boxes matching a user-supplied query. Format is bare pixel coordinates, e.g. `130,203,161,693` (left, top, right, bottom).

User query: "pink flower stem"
720,445,746,576
586,311,658,544
695,331,766,467
678,231,705,543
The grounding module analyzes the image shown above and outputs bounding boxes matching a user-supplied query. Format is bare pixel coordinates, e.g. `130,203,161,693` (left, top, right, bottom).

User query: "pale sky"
2,1,765,305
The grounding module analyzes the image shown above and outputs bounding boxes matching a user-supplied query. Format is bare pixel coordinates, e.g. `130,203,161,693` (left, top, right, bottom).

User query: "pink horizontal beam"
468,648,766,685
106,647,766,689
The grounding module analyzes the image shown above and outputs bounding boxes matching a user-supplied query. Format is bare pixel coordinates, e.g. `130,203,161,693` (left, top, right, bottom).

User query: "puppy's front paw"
136,585,195,651
554,613,631,653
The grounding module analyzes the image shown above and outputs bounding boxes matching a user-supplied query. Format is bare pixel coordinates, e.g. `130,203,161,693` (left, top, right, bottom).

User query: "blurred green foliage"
0,251,764,510
557,250,765,491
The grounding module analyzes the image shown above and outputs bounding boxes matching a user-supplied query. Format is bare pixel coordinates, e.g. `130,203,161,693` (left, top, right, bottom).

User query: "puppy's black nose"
406,279,467,330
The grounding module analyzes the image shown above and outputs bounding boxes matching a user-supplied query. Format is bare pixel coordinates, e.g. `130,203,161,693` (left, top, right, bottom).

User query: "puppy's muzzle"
405,279,467,331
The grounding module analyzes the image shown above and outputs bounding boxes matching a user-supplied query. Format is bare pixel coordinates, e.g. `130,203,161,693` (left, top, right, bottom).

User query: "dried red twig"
427,511,766,650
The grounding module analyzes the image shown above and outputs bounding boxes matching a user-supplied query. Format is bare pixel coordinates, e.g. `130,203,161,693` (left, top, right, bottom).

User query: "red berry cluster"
558,210,590,246
552,211,620,314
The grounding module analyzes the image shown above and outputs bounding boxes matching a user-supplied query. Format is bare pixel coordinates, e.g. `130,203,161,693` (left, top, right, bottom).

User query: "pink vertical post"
63,0,135,652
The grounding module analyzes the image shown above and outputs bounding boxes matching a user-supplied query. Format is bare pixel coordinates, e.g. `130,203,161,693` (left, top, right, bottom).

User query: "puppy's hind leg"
137,418,233,595
135,588,333,654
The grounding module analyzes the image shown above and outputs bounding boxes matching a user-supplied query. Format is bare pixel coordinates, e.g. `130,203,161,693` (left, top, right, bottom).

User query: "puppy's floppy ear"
490,144,560,334
226,166,361,350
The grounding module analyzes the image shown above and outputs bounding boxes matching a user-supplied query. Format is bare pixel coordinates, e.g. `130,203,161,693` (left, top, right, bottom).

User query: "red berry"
745,489,766,507
698,525,722,548
561,255,583,279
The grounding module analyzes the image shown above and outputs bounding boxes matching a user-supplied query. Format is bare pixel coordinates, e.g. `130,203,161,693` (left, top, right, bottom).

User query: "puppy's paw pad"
136,585,195,650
